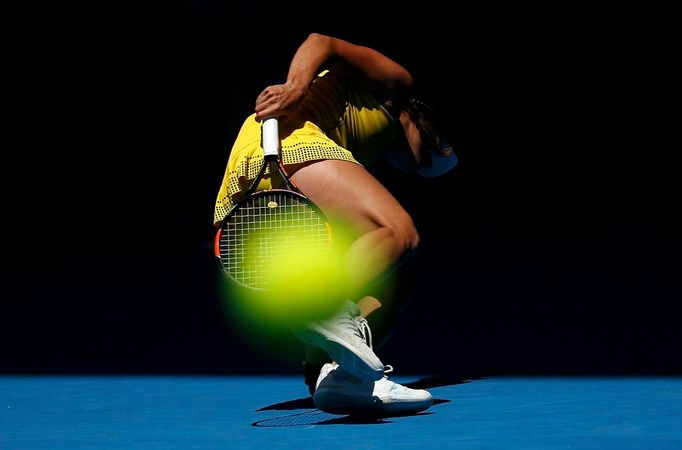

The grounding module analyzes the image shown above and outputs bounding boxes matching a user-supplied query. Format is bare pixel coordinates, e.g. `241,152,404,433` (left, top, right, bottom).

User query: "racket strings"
219,192,330,289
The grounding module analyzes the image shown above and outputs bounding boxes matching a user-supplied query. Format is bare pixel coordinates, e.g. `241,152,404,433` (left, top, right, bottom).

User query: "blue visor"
416,151,459,178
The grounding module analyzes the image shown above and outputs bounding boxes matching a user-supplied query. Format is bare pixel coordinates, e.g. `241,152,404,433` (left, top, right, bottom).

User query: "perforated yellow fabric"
214,70,397,226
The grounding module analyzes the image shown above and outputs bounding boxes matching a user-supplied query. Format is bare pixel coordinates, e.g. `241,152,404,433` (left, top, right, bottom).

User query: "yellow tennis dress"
214,69,397,226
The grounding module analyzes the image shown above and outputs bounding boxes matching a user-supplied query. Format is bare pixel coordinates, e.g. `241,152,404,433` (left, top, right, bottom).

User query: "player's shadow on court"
252,373,483,427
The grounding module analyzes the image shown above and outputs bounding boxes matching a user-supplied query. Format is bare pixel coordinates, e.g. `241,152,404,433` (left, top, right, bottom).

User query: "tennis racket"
214,118,331,290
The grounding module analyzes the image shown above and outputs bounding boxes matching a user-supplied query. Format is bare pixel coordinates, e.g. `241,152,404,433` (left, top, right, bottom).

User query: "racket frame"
214,118,330,288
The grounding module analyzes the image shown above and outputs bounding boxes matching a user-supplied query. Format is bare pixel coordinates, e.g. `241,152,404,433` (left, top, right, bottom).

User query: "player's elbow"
385,69,413,100
399,70,414,91
307,32,331,45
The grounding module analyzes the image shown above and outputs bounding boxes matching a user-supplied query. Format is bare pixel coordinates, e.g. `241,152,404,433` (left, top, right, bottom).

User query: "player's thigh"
290,159,417,239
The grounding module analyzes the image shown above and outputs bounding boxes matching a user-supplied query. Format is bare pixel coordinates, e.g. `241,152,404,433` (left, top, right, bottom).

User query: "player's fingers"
256,103,277,121
255,93,274,115
256,91,277,111
256,87,271,102
255,95,269,110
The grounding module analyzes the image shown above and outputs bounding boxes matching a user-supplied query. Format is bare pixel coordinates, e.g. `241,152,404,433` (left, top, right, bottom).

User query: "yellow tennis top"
214,69,397,226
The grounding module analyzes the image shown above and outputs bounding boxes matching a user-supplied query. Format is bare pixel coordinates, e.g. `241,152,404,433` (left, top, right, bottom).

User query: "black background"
2,2,679,375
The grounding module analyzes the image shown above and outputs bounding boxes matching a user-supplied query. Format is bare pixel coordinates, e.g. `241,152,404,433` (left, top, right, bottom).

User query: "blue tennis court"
2,375,680,448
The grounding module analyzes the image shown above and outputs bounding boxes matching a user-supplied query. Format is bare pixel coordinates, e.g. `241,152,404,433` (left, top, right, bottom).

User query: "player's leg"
290,159,420,299
291,159,420,382
291,158,419,350
359,259,416,351
290,159,432,415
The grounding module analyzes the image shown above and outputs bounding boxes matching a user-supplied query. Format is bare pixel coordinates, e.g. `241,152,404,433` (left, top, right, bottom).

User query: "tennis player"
214,33,457,415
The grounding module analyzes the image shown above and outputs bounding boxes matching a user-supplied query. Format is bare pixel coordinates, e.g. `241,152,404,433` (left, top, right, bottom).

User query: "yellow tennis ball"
237,232,348,327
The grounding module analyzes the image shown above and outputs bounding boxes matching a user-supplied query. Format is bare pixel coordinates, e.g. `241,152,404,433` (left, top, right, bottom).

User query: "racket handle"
262,118,279,157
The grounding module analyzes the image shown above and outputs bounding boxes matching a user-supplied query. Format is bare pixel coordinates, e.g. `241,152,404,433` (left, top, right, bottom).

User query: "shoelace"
354,316,373,349
334,310,366,342
354,316,395,376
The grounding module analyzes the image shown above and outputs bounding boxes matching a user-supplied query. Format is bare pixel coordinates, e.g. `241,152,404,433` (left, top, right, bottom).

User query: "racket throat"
244,155,277,196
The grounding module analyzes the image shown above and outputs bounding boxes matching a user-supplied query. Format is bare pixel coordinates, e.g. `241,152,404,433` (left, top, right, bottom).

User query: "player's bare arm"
255,33,413,120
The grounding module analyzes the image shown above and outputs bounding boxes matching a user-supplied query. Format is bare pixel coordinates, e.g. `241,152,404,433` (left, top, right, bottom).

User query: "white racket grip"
262,118,280,156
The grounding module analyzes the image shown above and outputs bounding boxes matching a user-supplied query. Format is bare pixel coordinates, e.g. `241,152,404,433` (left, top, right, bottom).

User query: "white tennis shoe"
293,301,385,381
313,363,433,415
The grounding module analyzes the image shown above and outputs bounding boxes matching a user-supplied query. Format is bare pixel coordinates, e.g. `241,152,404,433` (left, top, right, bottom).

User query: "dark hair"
406,97,454,156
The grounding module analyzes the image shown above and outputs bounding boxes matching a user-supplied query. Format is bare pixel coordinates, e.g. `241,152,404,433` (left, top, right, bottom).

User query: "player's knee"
404,222,420,252
389,217,420,254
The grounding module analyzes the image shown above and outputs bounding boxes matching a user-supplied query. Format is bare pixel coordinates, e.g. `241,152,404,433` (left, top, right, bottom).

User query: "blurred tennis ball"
232,230,348,327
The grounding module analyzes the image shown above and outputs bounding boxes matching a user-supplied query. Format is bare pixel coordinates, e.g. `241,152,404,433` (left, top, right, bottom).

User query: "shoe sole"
293,325,384,381
314,389,433,416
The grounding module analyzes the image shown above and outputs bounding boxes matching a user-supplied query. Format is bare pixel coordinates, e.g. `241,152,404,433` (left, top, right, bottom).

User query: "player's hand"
255,81,307,120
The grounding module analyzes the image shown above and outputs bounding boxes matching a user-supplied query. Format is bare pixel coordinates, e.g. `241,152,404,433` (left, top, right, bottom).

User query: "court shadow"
252,410,437,427
257,397,314,411
252,410,390,427
403,372,487,390
256,396,450,412
252,372,481,427
256,372,483,412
